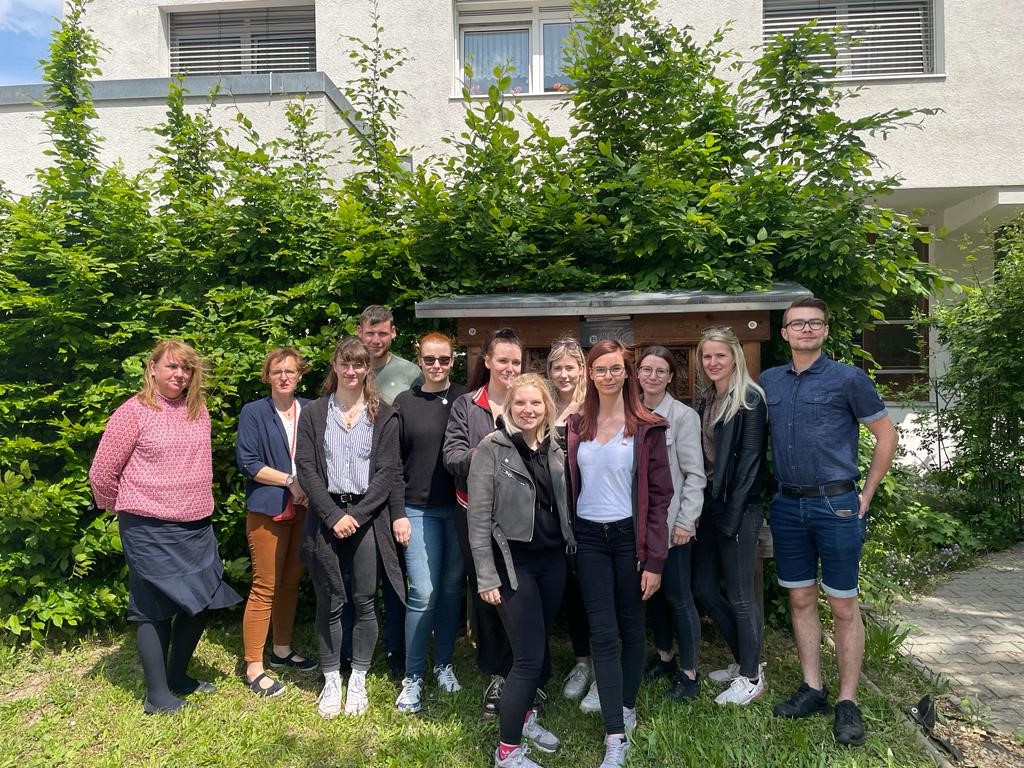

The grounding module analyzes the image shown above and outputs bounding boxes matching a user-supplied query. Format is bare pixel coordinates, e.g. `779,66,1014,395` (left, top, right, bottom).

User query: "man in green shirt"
358,305,423,406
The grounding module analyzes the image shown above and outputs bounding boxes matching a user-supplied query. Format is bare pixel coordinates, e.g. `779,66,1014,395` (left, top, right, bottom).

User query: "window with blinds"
762,1,936,78
169,6,316,76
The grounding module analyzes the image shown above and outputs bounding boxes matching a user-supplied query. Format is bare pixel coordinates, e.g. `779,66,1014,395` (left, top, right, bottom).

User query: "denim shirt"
761,355,887,487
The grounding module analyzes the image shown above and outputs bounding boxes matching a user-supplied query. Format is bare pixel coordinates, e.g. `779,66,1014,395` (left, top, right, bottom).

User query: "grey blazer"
651,393,707,537
467,429,574,592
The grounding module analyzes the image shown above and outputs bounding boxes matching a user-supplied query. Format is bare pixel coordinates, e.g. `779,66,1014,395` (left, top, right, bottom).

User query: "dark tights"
136,609,211,708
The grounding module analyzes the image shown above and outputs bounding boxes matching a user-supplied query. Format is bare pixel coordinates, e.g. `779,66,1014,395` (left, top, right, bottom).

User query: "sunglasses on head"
550,339,581,352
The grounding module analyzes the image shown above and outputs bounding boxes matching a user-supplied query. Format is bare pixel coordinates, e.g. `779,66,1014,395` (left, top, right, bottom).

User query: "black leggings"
575,517,645,736
136,609,211,708
691,499,764,679
313,522,379,673
649,540,700,671
455,505,513,677
494,548,566,745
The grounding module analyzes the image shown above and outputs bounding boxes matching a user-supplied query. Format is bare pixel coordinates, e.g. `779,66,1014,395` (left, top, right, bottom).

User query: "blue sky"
0,1,62,85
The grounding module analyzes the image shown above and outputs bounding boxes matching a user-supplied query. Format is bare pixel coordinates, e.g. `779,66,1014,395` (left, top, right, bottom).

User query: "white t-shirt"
576,428,634,523
277,401,302,475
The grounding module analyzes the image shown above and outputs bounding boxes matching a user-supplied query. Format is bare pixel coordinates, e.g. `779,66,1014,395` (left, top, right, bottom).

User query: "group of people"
89,297,897,767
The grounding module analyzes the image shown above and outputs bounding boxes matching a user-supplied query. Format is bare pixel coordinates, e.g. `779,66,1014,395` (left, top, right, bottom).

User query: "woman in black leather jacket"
691,327,768,707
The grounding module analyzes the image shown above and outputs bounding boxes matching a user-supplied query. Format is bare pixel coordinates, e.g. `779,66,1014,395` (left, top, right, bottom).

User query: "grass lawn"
0,617,934,768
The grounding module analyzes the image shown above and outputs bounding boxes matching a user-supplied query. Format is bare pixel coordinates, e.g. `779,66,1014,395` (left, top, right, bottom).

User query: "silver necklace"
439,382,452,405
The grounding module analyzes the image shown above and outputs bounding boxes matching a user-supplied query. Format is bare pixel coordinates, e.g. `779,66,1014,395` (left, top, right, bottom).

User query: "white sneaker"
494,745,544,768
709,661,765,684
561,661,592,700
622,707,637,736
395,675,423,714
317,671,343,719
597,736,630,768
345,671,369,716
580,680,601,713
434,663,462,693
522,709,560,753
714,674,765,706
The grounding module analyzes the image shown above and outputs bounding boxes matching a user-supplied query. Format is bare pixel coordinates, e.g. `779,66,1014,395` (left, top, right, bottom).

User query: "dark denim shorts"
769,490,865,598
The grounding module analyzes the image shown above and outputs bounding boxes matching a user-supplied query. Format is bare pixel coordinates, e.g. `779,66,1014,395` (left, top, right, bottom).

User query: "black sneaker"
834,699,866,746
385,651,404,681
482,674,504,718
667,672,700,702
643,654,678,682
772,682,830,718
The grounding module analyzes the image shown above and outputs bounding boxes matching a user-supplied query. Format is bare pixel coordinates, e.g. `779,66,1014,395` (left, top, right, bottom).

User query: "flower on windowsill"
511,86,523,94
550,82,570,92
470,83,481,95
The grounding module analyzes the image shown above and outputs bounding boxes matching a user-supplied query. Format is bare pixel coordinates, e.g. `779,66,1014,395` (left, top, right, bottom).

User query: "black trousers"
575,517,645,736
494,547,566,745
455,505,513,677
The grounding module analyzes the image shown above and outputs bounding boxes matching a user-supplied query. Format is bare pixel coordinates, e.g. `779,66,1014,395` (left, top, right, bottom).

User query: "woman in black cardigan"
296,336,410,719
691,326,767,708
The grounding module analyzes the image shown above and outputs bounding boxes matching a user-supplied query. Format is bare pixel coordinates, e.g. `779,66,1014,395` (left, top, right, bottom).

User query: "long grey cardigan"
295,396,406,604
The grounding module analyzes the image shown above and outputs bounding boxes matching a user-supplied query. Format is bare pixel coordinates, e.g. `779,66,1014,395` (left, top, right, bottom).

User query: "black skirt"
118,511,242,622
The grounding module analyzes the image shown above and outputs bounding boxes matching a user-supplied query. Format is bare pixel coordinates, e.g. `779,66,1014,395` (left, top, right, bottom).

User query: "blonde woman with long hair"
89,340,241,714
691,327,768,707
468,373,575,768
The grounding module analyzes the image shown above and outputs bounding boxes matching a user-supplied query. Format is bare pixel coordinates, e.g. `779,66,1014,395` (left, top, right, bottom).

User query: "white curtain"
464,29,530,93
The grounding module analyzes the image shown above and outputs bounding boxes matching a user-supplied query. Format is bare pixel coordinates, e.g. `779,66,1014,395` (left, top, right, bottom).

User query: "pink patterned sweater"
89,394,214,521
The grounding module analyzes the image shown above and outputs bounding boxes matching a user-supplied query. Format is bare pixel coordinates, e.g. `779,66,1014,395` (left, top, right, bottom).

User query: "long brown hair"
138,339,206,420
468,327,523,390
320,336,382,422
577,339,662,440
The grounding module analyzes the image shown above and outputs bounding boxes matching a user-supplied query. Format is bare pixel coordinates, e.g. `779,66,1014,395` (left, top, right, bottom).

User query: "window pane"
875,324,924,370
543,22,574,92
464,29,529,94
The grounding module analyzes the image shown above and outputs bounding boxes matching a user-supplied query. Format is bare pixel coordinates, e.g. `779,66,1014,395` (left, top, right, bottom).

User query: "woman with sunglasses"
566,339,672,768
296,336,410,719
393,332,468,714
636,346,706,702
691,327,767,707
545,338,595,705
444,327,523,717
236,346,317,698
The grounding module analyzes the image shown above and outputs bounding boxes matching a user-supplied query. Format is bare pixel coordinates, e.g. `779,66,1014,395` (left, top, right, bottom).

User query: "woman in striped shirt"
295,336,410,719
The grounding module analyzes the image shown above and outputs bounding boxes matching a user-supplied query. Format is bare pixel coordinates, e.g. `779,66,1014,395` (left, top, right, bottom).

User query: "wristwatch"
286,474,296,488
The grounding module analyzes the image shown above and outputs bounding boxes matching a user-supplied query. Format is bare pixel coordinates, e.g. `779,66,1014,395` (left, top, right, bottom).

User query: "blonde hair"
139,339,206,420
696,328,765,424
546,336,587,407
502,373,557,444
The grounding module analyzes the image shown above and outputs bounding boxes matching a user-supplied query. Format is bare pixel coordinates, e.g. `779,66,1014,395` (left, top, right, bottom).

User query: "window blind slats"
762,0,934,77
170,6,316,76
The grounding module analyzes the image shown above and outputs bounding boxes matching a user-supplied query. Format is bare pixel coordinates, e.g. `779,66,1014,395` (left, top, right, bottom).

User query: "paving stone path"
898,542,1024,734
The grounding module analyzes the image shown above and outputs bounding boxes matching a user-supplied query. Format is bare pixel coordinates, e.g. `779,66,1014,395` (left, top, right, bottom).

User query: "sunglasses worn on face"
421,355,452,366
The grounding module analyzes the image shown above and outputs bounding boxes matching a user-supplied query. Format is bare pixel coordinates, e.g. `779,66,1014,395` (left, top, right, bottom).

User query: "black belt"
330,492,365,506
780,481,857,498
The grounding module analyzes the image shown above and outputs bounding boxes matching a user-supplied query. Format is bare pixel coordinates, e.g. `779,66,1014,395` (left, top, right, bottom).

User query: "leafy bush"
0,0,946,643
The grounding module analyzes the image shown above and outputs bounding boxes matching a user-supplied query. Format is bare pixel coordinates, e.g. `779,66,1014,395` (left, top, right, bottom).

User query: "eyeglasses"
638,365,670,378
701,325,733,336
784,319,827,331
591,365,626,378
270,369,299,379
335,361,367,372
421,355,452,367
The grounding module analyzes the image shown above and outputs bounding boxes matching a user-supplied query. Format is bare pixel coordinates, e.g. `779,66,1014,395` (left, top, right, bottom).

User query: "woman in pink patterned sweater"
90,339,240,714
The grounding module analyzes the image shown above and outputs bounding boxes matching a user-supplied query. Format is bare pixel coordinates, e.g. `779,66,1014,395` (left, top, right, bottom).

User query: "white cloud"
0,0,63,37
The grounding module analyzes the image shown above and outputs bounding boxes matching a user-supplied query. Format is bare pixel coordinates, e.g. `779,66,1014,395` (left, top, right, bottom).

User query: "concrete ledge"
0,71,365,134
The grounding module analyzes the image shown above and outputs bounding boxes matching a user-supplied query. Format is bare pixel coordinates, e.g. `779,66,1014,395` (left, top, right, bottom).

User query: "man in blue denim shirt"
762,297,898,747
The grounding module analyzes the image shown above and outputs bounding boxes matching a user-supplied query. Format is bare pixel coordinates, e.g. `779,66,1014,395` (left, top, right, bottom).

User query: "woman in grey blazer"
295,336,410,719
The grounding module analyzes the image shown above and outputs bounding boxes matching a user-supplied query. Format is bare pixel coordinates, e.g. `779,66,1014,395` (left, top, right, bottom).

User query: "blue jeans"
403,505,464,678
771,489,865,598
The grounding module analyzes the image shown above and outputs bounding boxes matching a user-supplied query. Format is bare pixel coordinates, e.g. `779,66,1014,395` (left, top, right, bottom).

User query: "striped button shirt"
325,395,372,494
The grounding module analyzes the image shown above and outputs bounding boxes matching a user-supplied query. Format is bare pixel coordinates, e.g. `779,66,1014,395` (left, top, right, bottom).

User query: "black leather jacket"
698,388,767,520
